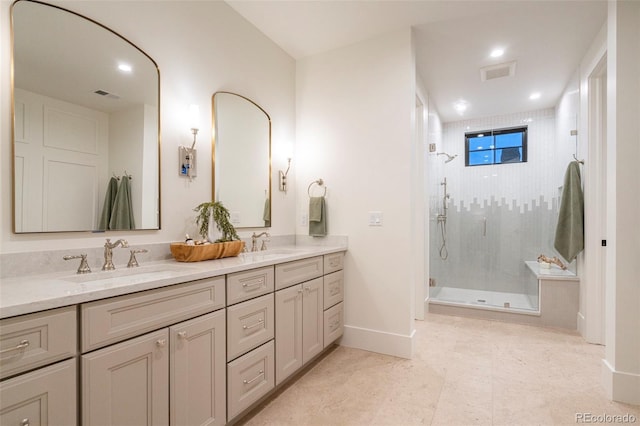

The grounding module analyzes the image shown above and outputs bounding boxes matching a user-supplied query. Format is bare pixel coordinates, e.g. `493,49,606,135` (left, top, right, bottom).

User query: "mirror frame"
212,91,271,229
10,0,162,233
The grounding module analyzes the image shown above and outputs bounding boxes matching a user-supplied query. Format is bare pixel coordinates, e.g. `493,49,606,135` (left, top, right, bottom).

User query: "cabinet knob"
21,419,30,426
156,339,167,347
177,331,188,339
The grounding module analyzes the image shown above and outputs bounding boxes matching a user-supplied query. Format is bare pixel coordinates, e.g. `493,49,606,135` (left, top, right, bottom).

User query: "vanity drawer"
227,340,274,420
227,293,274,361
323,270,344,309
275,256,323,290
323,302,344,348
0,306,77,379
0,358,77,426
323,252,344,274
81,277,225,352
227,266,274,306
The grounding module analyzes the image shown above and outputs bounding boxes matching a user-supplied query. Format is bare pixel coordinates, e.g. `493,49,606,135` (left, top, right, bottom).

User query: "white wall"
0,0,296,253
295,28,417,358
602,0,640,405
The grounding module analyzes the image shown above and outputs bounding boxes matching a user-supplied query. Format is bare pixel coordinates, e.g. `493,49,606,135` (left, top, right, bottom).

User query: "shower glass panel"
429,111,559,312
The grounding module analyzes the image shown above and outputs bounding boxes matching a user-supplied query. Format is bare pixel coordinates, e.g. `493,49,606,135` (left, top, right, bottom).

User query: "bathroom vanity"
0,246,346,425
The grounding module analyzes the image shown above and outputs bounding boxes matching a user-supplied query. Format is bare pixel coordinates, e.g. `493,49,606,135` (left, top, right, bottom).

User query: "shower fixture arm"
437,152,458,163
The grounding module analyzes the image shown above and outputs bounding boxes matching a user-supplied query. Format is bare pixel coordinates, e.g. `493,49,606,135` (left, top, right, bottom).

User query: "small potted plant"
193,200,240,243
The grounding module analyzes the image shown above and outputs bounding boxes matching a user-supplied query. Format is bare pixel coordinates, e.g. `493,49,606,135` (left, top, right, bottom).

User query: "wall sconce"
179,105,199,179
279,158,291,192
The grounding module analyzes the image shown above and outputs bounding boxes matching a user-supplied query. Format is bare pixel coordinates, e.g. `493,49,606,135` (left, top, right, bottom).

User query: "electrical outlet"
178,146,197,177
300,213,308,226
429,143,437,152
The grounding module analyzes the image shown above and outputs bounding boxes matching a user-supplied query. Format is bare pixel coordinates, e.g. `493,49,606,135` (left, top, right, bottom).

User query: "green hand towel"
554,161,584,262
109,176,136,230
98,177,119,230
309,196,326,237
263,198,271,227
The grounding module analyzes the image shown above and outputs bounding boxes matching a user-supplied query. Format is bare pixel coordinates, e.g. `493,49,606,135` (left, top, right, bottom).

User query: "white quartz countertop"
0,245,346,319
525,260,579,281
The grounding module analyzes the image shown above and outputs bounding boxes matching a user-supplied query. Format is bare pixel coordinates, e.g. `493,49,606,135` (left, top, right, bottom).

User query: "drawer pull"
177,331,188,339
330,286,341,296
0,339,30,355
243,369,264,385
243,318,264,330
21,419,30,426
156,339,167,347
242,279,265,289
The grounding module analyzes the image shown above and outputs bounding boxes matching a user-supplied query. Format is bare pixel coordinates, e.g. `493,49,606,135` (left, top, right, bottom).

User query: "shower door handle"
483,217,487,237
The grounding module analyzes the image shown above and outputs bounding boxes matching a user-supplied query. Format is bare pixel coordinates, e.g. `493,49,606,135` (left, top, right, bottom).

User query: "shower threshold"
429,286,539,315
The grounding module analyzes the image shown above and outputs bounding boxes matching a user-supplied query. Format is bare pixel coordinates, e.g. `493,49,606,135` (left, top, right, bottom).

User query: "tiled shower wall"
429,108,578,294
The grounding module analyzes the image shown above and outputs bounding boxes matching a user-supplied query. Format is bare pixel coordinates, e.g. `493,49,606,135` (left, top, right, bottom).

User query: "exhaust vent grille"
93,89,121,100
480,61,516,82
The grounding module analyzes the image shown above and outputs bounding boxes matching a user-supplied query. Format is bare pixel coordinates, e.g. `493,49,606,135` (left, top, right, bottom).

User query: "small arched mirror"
11,0,160,233
212,92,271,228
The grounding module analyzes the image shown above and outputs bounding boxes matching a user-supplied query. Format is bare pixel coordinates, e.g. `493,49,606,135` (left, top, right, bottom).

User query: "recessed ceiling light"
529,92,541,100
490,48,504,58
454,100,468,115
118,63,132,73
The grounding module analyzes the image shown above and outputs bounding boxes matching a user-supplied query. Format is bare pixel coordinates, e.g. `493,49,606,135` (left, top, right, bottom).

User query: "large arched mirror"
212,92,271,228
11,0,160,233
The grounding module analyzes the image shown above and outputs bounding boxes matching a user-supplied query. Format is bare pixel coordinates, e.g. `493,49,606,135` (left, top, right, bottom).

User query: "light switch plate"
368,211,383,226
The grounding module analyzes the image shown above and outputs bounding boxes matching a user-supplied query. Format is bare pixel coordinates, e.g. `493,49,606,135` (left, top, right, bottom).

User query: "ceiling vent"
480,61,516,82
93,89,120,100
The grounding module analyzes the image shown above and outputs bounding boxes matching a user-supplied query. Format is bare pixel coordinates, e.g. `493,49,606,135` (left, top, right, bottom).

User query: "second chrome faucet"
251,232,270,252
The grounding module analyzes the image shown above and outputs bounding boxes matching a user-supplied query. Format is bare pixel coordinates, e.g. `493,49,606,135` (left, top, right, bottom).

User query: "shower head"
437,152,458,163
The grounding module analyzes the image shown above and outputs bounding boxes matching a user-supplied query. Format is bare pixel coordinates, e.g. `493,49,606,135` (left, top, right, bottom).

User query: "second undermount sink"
64,263,190,285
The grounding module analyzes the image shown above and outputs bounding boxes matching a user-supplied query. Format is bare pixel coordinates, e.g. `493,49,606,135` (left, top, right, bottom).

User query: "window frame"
464,126,528,167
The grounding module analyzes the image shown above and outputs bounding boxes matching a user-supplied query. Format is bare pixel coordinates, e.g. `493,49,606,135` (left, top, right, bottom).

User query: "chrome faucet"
102,238,129,270
251,232,270,252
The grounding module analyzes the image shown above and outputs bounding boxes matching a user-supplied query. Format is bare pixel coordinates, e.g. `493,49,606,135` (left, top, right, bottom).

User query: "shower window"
465,126,528,166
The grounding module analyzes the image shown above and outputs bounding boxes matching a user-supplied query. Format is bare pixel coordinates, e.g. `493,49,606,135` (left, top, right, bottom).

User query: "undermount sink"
64,264,190,284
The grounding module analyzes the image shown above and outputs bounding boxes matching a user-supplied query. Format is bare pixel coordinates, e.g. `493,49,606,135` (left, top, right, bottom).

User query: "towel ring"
308,179,327,197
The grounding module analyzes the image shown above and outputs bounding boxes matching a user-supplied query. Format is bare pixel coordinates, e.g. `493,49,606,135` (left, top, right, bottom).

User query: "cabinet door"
0,358,76,426
82,329,169,426
302,277,324,364
171,310,226,426
275,284,303,385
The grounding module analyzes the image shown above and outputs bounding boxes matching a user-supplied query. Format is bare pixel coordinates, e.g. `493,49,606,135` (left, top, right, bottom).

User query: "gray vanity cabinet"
274,277,324,385
80,277,227,426
274,257,326,385
0,306,78,426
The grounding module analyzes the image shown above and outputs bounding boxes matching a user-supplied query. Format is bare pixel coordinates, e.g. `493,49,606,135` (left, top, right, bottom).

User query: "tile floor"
240,313,639,426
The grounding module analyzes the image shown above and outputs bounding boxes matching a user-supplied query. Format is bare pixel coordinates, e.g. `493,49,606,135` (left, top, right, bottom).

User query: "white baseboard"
577,312,586,337
602,359,640,405
340,325,415,359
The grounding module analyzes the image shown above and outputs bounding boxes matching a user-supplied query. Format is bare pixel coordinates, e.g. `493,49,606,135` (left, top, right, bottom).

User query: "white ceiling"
226,0,607,123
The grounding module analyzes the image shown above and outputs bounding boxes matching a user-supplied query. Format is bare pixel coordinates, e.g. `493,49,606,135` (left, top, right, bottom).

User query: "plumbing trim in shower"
437,152,458,163
437,177,450,260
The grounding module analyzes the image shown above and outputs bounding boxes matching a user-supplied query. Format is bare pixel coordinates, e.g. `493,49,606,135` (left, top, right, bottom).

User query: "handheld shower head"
437,152,458,163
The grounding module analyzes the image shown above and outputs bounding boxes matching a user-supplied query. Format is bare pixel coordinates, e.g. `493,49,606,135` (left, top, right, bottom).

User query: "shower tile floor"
239,313,639,426
430,286,536,311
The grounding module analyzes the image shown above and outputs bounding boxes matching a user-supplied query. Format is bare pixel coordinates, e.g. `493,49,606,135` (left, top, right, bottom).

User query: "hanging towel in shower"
554,161,584,262
109,175,136,230
98,177,119,230
308,196,327,237
263,198,271,227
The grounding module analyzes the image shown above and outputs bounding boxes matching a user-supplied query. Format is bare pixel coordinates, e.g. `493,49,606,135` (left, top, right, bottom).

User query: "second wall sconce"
179,105,200,179
279,158,291,193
